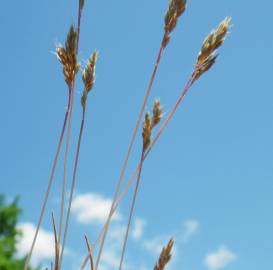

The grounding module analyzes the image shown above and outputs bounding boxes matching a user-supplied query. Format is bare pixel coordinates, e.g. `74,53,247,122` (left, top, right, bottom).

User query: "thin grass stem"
23,92,71,270
94,38,166,270
118,149,145,270
58,82,75,244
81,73,195,270
59,107,86,270
58,0,84,254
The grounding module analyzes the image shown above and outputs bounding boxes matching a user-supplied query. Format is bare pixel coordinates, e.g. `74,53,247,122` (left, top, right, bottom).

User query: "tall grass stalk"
94,1,187,267
23,92,71,270
58,0,84,245
59,107,86,270
119,149,145,270
60,48,97,269
94,44,164,270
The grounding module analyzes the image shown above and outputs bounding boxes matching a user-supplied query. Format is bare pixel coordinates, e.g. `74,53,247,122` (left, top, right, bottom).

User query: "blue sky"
1,0,273,270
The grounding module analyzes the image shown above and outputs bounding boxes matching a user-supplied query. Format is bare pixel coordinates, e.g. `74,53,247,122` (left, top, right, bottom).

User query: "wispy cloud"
143,235,171,255
182,219,200,241
205,246,237,270
17,222,54,265
99,225,130,270
71,193,122,224
131,217,146,241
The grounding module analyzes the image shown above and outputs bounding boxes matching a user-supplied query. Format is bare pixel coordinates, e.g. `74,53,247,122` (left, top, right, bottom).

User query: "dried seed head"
154,239,174,270
142,112,152,151
152,99,163,127
56,25,80,86
194,17,231,81
65,25,78,57
81,51,98,109
82,51,98,92
163,0,187,48
197,17,231,66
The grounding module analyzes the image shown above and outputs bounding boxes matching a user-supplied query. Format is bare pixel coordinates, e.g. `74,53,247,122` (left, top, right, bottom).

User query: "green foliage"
0,195,36,270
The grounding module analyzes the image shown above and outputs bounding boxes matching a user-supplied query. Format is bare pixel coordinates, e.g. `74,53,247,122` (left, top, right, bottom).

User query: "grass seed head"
163,0,186,48
194,53,218,82
142,112,152,151
82,51,98,92
81,51,98,109
194,17,231,81
56,25,80,86
197,17,231,66
154,239,174,270
152,99,163,128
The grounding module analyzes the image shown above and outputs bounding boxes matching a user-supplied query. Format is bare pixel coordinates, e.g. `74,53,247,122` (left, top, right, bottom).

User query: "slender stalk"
95,37,166,270
58,0,83,249
23,92,71,270
81,73,195,270
59,107,86,270
119,149,145,270
58,82,74,244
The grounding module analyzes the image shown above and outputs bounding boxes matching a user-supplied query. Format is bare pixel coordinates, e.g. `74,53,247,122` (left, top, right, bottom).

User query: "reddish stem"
59,108,86,270
58,0,83,257
118,149,145,270
95,38,166,270
23,92,71,270
81,74,195,270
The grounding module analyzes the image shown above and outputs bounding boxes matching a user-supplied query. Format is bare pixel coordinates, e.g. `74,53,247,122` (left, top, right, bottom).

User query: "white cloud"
205,246,237,270
99,225,129,270
131,218,146,241
17,222,55,265
143,235,171,255
72,193,121,224
182,219,200,241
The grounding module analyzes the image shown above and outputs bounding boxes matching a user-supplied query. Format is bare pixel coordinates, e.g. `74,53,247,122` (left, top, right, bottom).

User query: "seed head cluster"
194,17,231,81
142,100,163,151
163,0,187,48
56,25,80,86
152,99,163,128
81,51,98,108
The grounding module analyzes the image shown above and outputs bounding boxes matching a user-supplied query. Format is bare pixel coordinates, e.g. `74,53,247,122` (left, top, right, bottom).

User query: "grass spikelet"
142,112,152,151
81,51,98,108
163,0,187,48
152,99,163,128
194,17,231,81
56,25,80,86
194,53,218,82
154,239,174,270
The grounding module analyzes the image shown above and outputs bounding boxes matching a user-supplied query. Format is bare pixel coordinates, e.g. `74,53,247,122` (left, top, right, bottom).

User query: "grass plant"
25,1,231,270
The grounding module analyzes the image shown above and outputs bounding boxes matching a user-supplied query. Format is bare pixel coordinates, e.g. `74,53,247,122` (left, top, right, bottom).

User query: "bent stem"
59,107,86,270
23,92,71,270
119,149,145,270
95,37,166,270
